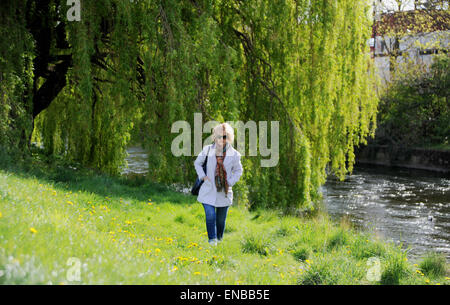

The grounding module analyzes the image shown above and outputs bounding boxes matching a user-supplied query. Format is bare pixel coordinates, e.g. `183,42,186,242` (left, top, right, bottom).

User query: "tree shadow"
0,147,195,206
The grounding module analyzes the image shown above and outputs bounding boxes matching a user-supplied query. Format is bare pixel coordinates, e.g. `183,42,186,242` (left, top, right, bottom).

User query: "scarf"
215,141,229,197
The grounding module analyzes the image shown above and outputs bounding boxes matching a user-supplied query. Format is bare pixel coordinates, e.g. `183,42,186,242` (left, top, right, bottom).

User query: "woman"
194,123,243,246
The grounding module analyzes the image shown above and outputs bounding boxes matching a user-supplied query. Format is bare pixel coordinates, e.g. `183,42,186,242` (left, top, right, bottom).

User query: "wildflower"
425,279,430,283
155,248,161,253
305,259,312,265
194,272,201,275
67,201,73,205
0,211,2,218
187,242,198,248
445,277,450,281
30,227,37,234
171,266,178,272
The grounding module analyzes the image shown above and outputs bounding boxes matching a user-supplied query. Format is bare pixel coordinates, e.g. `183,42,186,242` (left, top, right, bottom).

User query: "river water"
122,146,450,262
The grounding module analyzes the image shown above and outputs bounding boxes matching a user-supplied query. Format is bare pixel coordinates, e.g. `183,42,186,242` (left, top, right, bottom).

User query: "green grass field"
0,151,448,284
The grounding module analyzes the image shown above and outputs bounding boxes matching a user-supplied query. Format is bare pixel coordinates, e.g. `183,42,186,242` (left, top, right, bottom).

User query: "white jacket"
194,143,243,206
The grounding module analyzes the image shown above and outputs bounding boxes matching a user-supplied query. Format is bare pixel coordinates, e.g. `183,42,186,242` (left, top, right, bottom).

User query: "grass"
0,148,449,284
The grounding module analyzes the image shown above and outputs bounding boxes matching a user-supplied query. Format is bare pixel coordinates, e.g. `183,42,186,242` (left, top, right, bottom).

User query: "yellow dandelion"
171,266,178,272
155,248,161,253
0,211,3,218
194,272,201,275
30,227,37,234
67,201,73,205
425,279,430,283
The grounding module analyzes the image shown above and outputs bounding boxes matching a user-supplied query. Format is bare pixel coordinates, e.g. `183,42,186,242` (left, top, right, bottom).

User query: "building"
370,3,449,85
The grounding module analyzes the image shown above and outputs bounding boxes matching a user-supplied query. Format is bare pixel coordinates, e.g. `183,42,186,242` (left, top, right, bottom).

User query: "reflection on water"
321,164,450,262
123,146,450,262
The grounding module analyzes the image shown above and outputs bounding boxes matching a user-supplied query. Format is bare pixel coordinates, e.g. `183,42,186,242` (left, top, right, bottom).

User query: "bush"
375,54,449,148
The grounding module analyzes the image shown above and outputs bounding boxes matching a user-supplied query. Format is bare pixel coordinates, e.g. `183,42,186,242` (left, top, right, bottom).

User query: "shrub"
375,54,450,147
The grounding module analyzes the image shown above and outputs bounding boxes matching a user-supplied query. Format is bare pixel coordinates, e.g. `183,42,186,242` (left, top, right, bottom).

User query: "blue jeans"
202,203,229,242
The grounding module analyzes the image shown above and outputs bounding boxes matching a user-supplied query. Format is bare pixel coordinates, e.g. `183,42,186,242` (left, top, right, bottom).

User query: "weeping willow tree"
0,0,379,213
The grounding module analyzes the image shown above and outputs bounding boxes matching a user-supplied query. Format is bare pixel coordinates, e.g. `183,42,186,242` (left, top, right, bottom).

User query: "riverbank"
0,150,449,284
355,145,450,174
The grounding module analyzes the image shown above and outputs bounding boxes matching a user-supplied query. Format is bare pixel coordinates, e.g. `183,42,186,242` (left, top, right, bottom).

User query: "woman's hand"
203,176,211,182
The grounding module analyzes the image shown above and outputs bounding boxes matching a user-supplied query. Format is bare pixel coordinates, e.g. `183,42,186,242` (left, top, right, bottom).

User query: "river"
122,146,450,262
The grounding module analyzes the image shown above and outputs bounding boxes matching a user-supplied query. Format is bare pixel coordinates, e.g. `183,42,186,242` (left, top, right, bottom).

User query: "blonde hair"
213,122,234,144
